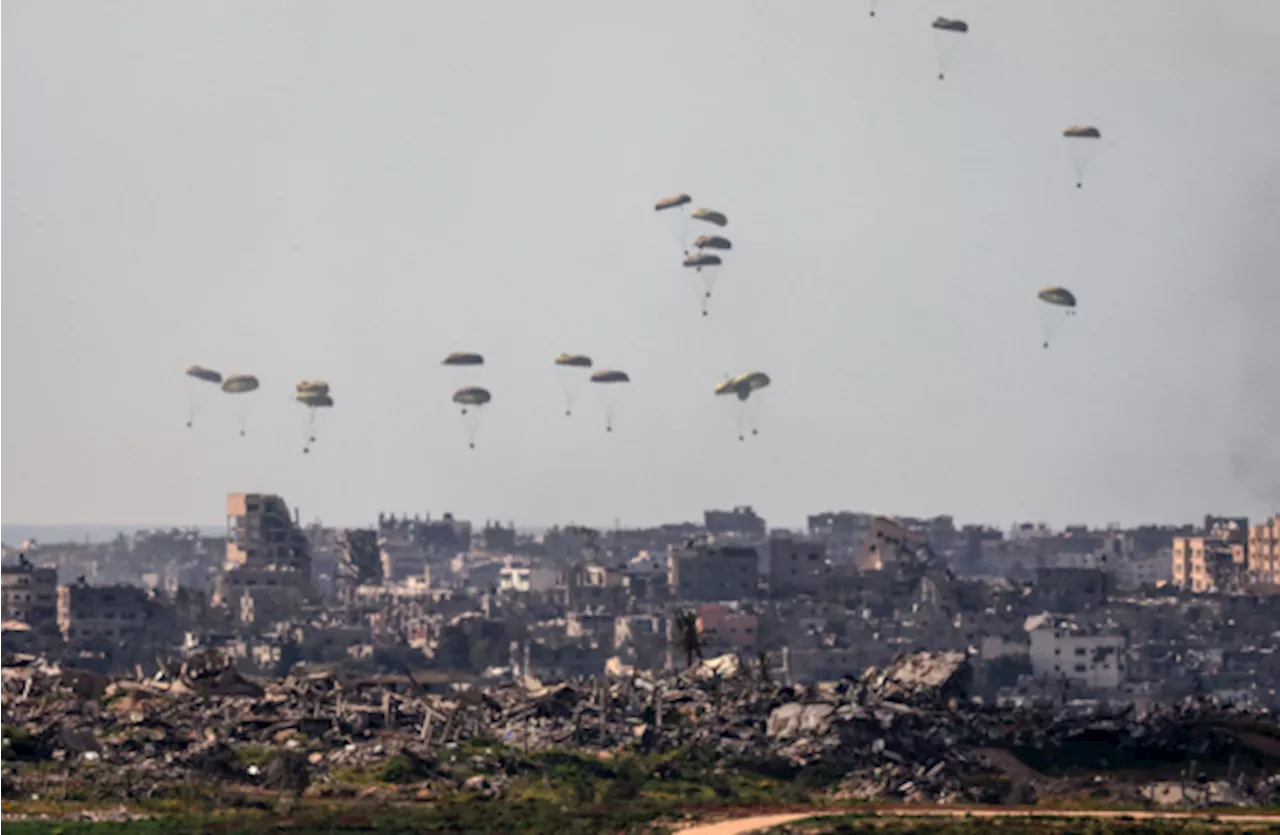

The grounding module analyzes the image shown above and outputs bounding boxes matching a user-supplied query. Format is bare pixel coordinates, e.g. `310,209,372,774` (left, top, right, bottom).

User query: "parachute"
655,193,694,254
220,375,260,437
442,352,484,367
1037,286,1078,349
654,194,692,212
1063,126,1102,189
714,372,771,441
693,235,732,251
183,365,223,428
553,353,594,417
931,17,969,80
691,208,728,228
452,386,492,449
682,253,724,317
868,0,879,17
296,388,334,454
589,370,631,434
186,365,222,385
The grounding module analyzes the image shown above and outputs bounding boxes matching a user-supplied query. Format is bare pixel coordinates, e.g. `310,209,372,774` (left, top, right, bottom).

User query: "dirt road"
674,807,1280,834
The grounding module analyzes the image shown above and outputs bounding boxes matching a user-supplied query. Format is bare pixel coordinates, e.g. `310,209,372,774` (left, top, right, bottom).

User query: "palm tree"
672,610,705,669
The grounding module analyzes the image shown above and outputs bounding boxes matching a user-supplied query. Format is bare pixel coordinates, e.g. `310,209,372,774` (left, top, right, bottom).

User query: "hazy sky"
4,1,1278,530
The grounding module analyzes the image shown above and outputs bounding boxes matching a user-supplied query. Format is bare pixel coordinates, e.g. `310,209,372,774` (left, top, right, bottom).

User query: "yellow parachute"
554,354,594,417
693,235,732,251
654,193,692,212
656,193,694,253
690,208,728,228
296,383,334,454
554,353,593,368
714,372,772,441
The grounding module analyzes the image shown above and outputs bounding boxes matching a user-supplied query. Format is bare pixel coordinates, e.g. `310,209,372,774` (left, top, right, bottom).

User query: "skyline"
4,1,1279,528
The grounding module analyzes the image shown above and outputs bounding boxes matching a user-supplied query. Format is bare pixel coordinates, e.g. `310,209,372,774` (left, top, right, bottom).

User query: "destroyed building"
1172,519,1249,593
217,493,315,622
380,530,429,584
56,582,152,646
2,555,58,627
768,534,829,596
481,520,517,552
855,516,929,572
669,541,759,601
335,528,381,593
1026,613,1127,692
703,505,767,539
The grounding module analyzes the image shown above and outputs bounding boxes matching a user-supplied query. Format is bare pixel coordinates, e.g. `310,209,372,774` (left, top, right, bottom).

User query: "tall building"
1,555,58,627
669,542,759,601
217,493,314,622
1172,517,1248,593
1248,514,1280,586
855,516,929,572
224,494,312,574
704,506,766,539
336,529,381,594
56,582,151,645
768,535,829,596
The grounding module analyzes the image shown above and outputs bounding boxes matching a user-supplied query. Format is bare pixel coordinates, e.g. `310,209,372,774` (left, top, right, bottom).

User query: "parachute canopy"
932,16,968,32
554,353,593,368
591,370,630,384
296,380,330,396
185,365,222,385
683,253,722,269
442,352,484,367
690,208,728,227
221,375,259,394
1038,286,1078,308
715,372,771,401
452,386,492,406
1063,126,1102,139
694,235,732,251
654,193,692,212
297,393,334,408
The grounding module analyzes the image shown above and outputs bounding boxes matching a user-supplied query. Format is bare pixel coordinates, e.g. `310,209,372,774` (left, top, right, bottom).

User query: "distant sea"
2,524,224,546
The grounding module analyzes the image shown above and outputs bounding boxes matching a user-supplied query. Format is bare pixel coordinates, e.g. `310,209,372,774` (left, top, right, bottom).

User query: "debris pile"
3,650,1278,806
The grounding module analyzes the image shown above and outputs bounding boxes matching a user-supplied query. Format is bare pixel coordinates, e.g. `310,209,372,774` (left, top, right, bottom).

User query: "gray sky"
4,0,1278,530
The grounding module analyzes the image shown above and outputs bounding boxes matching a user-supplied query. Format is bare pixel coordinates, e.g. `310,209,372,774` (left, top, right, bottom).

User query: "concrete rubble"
4,649,1279,807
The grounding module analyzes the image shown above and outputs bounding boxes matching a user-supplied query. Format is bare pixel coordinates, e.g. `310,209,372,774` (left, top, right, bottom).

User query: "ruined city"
7,0,1280,831
4,497,1280,829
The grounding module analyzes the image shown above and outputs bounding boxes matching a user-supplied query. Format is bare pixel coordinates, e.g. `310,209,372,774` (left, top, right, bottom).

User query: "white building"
498,563,563,593
1027,614,1126,691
